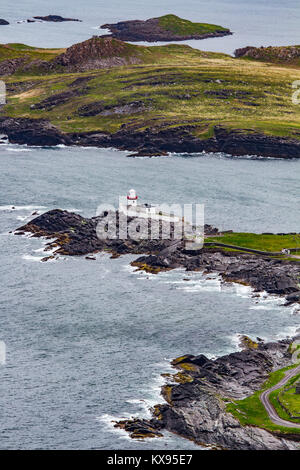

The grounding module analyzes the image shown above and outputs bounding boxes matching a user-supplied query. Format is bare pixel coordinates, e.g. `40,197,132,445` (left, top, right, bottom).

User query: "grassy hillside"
227,365,300,435
0,43,64,62
1,38,300,139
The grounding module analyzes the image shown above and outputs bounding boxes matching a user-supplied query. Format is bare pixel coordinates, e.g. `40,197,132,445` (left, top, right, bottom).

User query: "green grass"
269,374,300,420
158,14,229,35
0,43,65,64
226,365,300,435
2,40,300,140
279,385,300,417
206,233,300,253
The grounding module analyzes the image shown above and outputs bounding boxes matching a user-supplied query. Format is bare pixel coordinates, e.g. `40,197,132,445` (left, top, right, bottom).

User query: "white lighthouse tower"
127,189,138,207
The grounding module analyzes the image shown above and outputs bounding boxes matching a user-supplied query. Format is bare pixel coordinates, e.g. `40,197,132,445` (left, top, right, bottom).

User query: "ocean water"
1,0,300,54
0,144,299,449
0,0,300,450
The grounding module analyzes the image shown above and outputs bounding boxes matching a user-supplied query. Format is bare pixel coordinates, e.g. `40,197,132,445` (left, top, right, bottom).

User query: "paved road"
260,364,300,429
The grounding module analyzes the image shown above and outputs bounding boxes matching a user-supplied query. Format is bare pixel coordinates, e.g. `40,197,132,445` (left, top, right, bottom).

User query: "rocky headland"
15,209,300,303
101,14,232,42
115,336,300,450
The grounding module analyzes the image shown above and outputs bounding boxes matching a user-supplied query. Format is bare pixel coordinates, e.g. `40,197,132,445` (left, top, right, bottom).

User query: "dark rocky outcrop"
33,15,81,22
77,99,150,117
30,88,88,111
51,36,144,72
101,16,232,42
0,19,9,25
116,337,300,449
235,45,300,65
0,57,27,75
0,117,70,146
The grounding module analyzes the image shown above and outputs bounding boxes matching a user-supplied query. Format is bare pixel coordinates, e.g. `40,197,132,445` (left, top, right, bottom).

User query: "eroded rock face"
116,338,300,450
101,17,232,42
0,117,70,146
235,45,300,64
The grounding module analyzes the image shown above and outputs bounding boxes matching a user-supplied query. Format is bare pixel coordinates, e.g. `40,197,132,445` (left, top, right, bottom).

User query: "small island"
101,14,232,42
32,15,82,23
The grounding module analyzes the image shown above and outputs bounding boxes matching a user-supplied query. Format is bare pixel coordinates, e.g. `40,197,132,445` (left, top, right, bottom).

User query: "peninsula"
1,36,300,157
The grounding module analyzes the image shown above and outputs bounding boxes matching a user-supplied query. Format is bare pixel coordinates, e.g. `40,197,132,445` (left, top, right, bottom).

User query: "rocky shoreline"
15,208,300,303
1,116,300,159
14,209,300,449
115,336,300,450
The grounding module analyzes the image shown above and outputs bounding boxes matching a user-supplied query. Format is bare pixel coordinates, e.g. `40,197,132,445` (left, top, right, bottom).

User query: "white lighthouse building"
127,189,138,207
118,189,203,250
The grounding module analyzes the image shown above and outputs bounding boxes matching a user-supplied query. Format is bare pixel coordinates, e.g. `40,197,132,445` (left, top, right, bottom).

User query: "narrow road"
260,364,300,429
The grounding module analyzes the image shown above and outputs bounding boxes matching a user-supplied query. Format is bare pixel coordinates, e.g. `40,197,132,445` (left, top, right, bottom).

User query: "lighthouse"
127,189,138,207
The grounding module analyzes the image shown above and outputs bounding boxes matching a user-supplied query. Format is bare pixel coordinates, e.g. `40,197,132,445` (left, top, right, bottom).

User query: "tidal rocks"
33,15,82,23
134,248,300,298
116,338,300,449
101,15,232,42
114,418,163,439
0,19,9,26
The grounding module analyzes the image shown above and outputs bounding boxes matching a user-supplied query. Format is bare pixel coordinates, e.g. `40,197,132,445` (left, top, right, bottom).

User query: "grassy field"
158,14,230,35
277,383,300,417
205,233,300,253
2,39,300,138
226,365,300,435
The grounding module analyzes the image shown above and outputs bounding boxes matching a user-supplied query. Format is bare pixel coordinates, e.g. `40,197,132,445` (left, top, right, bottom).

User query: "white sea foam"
22,254,44,262
6,148,33,153
96,414,132,440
